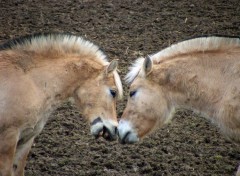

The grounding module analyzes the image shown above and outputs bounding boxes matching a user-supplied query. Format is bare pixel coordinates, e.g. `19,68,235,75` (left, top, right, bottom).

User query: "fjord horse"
118,36,240,175
0,33,123,176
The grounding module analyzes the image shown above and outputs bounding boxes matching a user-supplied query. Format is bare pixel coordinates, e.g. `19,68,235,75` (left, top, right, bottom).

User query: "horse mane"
125,35,240,84
0,32,108,65
0,33,123,98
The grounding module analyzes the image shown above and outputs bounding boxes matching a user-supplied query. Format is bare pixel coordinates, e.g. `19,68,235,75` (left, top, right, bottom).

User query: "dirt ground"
0,0,240,175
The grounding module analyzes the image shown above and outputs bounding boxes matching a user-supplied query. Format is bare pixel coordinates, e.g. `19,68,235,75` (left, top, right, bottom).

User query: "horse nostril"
90,117,104,139
91,117,102,126
121,131,130,144
102,126,107,135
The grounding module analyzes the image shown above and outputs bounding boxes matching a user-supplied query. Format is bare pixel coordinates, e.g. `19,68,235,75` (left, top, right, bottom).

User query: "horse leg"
0,128,19,176
13,137,34,176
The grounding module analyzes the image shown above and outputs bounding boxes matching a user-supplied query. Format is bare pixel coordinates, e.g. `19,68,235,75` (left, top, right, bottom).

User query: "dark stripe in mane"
151,35,240,63
0,32,76,50
0,32,108,63
0,32,110,72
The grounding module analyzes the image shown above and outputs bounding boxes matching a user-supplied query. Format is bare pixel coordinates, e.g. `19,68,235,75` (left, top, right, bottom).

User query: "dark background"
0,0,239,175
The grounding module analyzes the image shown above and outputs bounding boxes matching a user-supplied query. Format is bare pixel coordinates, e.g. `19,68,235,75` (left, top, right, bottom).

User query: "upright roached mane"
125,36,240,84
0,33,123,98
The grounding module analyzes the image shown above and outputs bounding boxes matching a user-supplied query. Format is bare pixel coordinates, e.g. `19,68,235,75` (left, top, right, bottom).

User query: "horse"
117,36,240,175
0,33,123,176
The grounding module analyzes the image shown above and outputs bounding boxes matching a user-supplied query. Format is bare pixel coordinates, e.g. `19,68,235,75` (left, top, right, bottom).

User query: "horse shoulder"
0,70,44,129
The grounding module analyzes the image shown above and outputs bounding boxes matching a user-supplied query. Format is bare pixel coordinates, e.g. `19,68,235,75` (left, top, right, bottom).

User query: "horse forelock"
113,70,123,99
125,57,145,84
0,33,109,66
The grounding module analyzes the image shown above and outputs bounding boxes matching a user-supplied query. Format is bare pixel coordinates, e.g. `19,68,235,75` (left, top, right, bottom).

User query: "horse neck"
28,53,102,102
153,55,227,118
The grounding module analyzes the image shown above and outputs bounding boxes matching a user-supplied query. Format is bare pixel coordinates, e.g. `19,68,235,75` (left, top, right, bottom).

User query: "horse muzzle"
117,119,139,144
90,117,118,141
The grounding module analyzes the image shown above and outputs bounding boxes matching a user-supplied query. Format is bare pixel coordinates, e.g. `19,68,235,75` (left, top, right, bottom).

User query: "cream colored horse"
0,33,123,176
118,36,240,175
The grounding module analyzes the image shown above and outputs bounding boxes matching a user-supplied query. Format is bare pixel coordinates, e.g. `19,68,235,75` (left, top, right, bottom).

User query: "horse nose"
90,117,117,141
118,130,139,144
117,120,139,144
90,117,103,137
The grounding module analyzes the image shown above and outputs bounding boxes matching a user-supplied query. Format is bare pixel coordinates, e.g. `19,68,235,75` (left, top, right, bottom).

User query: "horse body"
157,50,240,141
0,34,123,176
118,36,240,175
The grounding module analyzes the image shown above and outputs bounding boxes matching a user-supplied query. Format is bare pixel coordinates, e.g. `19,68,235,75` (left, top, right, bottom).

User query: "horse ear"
106,59,118,75
143,56,152,76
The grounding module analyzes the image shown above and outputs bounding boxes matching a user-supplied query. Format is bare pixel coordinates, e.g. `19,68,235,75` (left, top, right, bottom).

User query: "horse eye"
110,89,117,98
129,90,137,97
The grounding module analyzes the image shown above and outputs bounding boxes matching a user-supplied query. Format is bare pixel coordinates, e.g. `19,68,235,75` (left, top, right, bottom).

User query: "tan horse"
118,36,240,175
0,33,123,176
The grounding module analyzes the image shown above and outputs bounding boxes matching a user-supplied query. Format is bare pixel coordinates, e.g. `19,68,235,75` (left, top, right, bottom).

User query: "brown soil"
0,0,239,175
